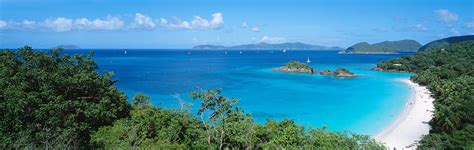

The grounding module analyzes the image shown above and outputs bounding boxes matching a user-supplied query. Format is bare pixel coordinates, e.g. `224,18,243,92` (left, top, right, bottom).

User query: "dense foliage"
0,46,385,149
344,40,422,53
92,89,384,149
418,35,474,51
0,46,130,148
285,61,315,71
376,41,474,149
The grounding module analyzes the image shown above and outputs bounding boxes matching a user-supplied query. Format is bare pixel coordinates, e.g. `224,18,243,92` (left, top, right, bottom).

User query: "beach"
374,78,435,149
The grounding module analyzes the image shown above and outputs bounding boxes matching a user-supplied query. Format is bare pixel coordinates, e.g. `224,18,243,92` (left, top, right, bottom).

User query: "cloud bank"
0,12,224,32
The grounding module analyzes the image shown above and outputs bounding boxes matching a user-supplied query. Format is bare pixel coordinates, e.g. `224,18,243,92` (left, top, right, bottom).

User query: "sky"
0,0,473,49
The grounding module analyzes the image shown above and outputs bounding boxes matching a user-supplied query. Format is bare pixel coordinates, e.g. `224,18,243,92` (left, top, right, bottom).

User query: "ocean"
64,49,414,135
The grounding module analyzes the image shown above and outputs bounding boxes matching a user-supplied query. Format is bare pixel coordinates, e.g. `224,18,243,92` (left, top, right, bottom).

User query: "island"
272,61,316,74
339,40,421,54
319,68,357,77
273,61,356,78
192,42,344,50
53,45,81,49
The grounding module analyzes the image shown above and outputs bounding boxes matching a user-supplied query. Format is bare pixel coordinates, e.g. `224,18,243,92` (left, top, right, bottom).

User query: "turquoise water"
65,49,413,135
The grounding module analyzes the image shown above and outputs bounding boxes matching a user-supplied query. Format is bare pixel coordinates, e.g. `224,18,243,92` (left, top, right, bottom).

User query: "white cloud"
466,20,474,28
241,21,261,32
0,20,7,29
435,9,458,23
210,13,224,29
261,36,285,43
159,13,223,30
129,13,155,29
413,24,428,32
43,17,73,32
75,16,124,31
191,16,211,29
251,26,260,32
450,28,460,36
241,22,248,28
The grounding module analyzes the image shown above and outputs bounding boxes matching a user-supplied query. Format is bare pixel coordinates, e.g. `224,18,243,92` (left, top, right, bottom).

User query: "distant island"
339,40,422,54
272,61,317,74
54,45,81,49
273,61,356,77
418,35,474,51
192,42,344,50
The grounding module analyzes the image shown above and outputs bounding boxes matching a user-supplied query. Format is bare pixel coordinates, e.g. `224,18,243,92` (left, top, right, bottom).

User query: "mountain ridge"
192,42,344,50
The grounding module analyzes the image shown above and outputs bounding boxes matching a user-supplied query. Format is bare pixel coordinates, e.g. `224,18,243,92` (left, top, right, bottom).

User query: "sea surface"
64,49,414,135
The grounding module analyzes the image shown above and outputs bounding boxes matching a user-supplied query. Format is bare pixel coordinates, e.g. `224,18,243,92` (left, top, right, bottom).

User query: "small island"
319,68,357,77
272,61,316,74
273,61,356,77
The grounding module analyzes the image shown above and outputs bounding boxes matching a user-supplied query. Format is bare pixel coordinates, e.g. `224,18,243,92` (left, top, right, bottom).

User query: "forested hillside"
376,41,474,149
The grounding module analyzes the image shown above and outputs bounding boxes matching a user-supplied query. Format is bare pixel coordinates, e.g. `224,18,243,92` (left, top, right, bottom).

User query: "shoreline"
374,78,434,149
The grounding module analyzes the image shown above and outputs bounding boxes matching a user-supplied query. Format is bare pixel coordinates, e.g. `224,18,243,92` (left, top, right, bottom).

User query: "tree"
190,88,240,150
0,46,130,148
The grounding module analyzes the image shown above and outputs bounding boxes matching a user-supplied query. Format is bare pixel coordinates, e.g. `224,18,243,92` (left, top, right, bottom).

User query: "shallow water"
64,49,413,135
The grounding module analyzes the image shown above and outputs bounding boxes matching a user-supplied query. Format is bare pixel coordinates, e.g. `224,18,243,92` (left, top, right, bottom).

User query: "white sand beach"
374,79,435,149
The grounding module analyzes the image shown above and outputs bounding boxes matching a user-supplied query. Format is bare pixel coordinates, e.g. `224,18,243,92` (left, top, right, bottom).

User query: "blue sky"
0,0,473,49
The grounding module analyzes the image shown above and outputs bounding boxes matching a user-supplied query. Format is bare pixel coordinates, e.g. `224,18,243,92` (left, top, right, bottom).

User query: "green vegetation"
0,47,384,149
92,89,384,149
342,40,422,53
418,35,474,51
284,61,314,71
376,41,474,149
0,46,130,148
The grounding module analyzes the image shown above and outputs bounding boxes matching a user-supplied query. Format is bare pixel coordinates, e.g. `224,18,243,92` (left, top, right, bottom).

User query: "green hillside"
342,40,422,53
418,35,474,51
376,40,474,149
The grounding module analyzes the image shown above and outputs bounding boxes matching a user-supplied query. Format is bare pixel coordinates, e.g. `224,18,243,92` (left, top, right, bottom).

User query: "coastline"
374,78,434,149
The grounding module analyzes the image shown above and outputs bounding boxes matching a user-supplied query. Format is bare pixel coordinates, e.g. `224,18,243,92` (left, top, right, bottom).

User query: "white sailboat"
239,51,242,54
306,57,311,63
124,50,127,54
283,49,287,53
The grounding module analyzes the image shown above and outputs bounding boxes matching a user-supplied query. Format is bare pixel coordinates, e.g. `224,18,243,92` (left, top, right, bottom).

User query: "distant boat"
306,57,311,63
124,50,127,54
225,51,228,55
239,51,242,54
283,49,287,53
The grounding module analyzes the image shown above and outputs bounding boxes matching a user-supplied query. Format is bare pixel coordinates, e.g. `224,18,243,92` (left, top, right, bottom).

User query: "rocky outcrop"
319,68,356,77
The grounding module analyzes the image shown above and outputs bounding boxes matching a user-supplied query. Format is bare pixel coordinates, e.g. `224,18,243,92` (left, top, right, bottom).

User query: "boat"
306,57,311,63
124,50,127,54
225,51,228,55
283,49,287,53
239,51,242,54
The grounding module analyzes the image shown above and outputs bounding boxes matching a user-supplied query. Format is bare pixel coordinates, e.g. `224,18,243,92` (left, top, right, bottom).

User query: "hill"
418,35,474,51
192,42,343,50
341,40,422,54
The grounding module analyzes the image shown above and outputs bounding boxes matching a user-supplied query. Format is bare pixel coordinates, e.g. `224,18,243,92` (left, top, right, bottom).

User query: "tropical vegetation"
376,40,474,149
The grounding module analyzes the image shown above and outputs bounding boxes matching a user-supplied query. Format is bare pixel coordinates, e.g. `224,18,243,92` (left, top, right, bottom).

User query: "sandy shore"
374,78,434,149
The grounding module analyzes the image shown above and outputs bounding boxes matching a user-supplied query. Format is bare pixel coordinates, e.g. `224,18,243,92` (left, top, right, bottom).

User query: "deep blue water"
64,49,414,135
